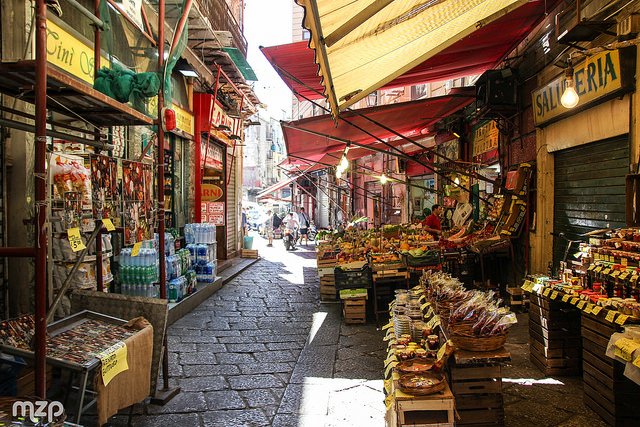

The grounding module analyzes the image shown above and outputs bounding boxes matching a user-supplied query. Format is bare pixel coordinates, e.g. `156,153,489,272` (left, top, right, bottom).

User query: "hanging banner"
472,120,499,163
201,184,224,202
112,0,144,32
202,141,224,170
532,49,635,126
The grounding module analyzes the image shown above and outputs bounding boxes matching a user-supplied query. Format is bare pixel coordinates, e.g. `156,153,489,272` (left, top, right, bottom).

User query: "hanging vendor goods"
122,160,153,245
91,155,120,225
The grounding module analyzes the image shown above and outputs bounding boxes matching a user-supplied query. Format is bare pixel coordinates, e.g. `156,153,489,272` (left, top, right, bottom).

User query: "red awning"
280,88,475,166
261,0,554,101
256,176,297,199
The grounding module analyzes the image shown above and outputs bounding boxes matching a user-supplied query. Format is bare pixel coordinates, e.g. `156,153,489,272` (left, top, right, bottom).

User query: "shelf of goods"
528,290,582,376
581,310,640,426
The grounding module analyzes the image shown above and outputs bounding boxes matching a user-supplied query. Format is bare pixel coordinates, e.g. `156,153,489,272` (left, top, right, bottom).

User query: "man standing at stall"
422,204,443,237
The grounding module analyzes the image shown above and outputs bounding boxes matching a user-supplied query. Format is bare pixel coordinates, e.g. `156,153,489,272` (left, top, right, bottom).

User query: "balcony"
197,0,247,57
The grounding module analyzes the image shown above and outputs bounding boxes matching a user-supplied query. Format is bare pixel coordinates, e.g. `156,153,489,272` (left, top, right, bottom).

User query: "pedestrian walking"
299,207,311,245
241,208,247,236
263,209,274,246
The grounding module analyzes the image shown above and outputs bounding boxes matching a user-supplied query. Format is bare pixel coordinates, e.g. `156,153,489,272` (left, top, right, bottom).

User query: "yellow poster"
99,342,128,386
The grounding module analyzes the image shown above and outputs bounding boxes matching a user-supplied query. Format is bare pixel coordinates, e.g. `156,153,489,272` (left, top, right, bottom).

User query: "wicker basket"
450,322,508,352
396,358,436,374
398,372,446,395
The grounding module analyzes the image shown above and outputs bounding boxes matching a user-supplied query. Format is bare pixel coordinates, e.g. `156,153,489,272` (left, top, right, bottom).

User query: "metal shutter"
553,135,629,267
226,151,237,257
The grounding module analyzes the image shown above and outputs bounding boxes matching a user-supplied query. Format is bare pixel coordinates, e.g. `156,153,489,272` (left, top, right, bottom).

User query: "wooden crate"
17,360,53,396
241,249,258,258
506,287,529,310
343,297,366,324
317,257,337,268
528,294,581,376
393,381,455,427
448,350,508,427
581,311,640,426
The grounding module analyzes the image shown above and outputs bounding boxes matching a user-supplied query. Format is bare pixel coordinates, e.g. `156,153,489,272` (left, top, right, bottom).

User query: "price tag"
66,228,86,252
620,273,630,281
592,305,603,315
587,265,595,271
602,268,611,275
577,300,587,309
622,258,628,266
570,298,579,305
605,310,618,323
385,394,394,411
101,218,116,231
384,379,392,395
609,255,614,263
633,354,640,369
611,270,621,277
384,362,398,378
584,304,594,314
426,315,441,329
550,291,559,300
421,303,429,311
437,342,449,360
594,253,601,260
384,356,397,367
594,266,603,273
419,295,426,302
131,242,142,257
562,294,570,303
542,288,550,297
98,342,128,386
616,314,630,325
382,322,394,331
614,338,640,361
426,306,434,318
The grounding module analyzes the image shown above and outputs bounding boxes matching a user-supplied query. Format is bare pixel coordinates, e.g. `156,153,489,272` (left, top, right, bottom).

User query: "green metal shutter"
553,135,629,268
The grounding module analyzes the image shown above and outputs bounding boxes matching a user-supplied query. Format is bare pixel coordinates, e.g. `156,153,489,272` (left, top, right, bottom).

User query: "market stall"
382,270,514,426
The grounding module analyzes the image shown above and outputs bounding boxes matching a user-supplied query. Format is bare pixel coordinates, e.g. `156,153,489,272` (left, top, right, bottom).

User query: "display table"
0,311,153,425
447,347,510,427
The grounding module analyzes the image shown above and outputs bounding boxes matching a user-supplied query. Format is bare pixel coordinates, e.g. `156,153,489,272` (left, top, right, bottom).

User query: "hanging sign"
201,184,224,202
201,142,224,170
172,103,194,136
98,341,129,386
67,228,86,252
532,49,635,126
472,120,499,162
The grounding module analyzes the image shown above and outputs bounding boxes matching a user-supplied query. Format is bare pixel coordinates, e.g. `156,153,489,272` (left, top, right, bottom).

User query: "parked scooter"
307,222,317,241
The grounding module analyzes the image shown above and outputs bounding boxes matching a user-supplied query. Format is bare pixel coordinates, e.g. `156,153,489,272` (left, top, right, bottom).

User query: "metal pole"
66,0,105,29
34,0,48,399
168,0,193,58
158,0,166,300
0,117,114,150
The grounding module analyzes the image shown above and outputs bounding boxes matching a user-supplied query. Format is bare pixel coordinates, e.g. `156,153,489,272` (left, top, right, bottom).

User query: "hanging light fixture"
561,58,579,109
336,168,343,179
339,155,349,170
380,174,387,185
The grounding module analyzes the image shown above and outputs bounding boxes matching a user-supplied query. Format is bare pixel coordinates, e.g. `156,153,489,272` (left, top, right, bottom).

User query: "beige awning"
297,0,526,118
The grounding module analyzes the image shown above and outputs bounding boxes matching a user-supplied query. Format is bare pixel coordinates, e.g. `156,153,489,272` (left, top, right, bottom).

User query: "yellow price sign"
562,294,570,303
385,394,394,411
616,314,630,325
634,354,640,369
614,338,640,361
594,266,603,273
620,273,630,281
384,362,398,378
437,342,449,361
587,265,595,271
592,305,603,315
550,291,559,300
101,218,116,231
584,304,595,314
66,227,86,252
382,322,394,331
421,303,429,311
602,268,611,275
98,342,128,386
543,288,551,297
384,379,392,395
419,295,426,302
611,270,620,277
131,242,142,257
622,258,628,266
577,300,587,310
384,356,397,367
570,298,579,305
594,253,601,260
426,315,441,329
605,310,618,323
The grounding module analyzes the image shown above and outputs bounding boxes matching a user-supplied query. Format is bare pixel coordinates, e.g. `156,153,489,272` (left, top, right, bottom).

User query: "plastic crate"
334,265,372,290
403,251,441,268
0,356,26,397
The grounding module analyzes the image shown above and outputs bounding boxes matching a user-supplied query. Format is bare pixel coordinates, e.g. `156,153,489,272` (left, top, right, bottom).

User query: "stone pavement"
101,233,387,427
96,233,610,427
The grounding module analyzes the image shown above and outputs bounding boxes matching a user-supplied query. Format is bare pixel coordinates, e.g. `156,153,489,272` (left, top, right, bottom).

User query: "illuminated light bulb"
340,156,349,170
454,177,460,186
336,169,343,179
561,81,579,108
380,174,387,185
561,63,579,109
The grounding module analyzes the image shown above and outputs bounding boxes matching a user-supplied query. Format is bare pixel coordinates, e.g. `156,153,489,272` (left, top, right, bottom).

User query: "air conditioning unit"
475,68,517,113
618,14,640,36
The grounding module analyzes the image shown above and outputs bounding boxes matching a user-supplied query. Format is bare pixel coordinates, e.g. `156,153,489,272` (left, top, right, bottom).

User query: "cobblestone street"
105,234,387,426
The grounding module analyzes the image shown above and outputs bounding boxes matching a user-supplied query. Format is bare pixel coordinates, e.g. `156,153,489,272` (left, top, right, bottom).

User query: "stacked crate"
342,297,366,324
581,311,640,425
528,292,581,376
317,251,338,301
449,362,505,426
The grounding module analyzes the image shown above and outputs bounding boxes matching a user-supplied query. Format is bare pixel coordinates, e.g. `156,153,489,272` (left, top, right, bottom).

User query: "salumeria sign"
532,50,624,126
